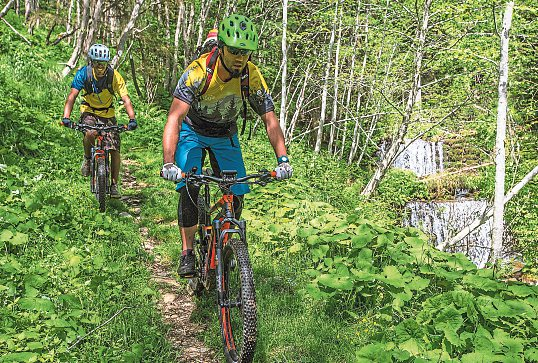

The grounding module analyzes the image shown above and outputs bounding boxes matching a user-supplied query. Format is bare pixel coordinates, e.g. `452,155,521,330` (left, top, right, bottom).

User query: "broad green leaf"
317,274,353,291
398,338,420,356
0,229,14,241
46,318,71,328
435,305,463,331
380,266,405,288
1,352,39,362
18,297,55,313
463,274,502,291
460,352,499,363
407,276,430,291
525,348,538,362
321,233,351,243
69,255,82,266
492,329,524,355
10,232,28,245
507,284,536,297
25,341,43,350
306,234,321,246
356,343,392,362
297,227,319,238
395,319,423,343
288,243,302,253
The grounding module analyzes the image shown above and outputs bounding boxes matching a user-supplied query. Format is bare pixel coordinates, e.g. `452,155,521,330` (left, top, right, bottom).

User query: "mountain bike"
68,123,127,212
183,167,276,363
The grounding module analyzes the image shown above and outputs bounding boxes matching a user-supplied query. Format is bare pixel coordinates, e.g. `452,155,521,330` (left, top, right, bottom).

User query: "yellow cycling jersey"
71,66,129,118
173,52,275,137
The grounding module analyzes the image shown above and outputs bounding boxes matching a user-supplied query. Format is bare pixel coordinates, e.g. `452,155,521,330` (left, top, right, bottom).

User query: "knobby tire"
96,158,106,212
219,238,257,363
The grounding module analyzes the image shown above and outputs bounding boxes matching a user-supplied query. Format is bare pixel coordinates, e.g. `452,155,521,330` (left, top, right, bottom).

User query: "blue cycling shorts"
174,122,250,195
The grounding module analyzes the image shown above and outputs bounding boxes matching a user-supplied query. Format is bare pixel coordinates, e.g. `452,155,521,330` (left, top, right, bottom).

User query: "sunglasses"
93,60,108,67
226,46,252,56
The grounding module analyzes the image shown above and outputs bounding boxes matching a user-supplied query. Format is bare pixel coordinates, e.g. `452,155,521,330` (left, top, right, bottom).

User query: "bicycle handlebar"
183,169,277,185
62,122,129,133
161,167,277,185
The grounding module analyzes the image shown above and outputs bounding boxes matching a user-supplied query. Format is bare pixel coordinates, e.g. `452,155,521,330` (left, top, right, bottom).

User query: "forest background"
1,0,537,362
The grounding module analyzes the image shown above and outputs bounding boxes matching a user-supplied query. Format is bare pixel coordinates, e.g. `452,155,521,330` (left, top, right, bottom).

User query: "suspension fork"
215,213,247,306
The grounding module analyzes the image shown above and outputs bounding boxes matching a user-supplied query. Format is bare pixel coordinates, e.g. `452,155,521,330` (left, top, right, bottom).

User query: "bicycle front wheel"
96,158,106,212
219,238,257,363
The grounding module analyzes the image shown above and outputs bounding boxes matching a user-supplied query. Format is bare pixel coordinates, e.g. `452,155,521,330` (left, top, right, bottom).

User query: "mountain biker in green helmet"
162,15,293,277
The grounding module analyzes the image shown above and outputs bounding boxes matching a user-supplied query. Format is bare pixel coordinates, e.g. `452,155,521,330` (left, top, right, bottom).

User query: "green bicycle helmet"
218,14,258,51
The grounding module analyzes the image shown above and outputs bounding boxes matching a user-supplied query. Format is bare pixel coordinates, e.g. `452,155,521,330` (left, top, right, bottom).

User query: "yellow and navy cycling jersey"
173,53,275,137
71,66,129,119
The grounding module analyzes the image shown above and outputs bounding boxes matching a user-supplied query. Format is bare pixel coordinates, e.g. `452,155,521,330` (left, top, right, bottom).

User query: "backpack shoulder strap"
106,66,115,97
83,65,93,95
240,64,250,137
200,47,219,96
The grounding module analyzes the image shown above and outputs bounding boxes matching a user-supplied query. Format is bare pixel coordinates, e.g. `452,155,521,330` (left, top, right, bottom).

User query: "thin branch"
67,306,136,351
51,27,78,46
1,18,31,44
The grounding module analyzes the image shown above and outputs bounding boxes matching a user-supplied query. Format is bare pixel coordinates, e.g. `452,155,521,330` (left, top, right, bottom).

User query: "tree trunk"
348,5,371,164
163,1,171,92
287,64,311,143
0,0,14,18
66,0,73,32
129,52,143,98
314,0,337,153
61,0,89,77
172,0,184,92
195,0,212,48
24,0,33,21
340,2,362,160
361,0,432,196
182,2,195,67
279,0,288,135
439,165,538,252
83,0,103,54
110,0,144,69
492,1,514,261
328,11,342,154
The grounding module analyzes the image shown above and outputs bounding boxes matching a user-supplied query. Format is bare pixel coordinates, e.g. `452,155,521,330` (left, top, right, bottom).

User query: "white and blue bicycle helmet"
88,44,110,62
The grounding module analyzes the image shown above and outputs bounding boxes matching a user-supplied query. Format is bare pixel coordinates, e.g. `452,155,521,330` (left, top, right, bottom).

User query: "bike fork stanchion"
214,219,223,298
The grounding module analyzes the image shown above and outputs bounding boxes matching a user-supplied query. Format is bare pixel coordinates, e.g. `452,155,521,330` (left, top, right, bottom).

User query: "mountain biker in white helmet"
62,43,137,198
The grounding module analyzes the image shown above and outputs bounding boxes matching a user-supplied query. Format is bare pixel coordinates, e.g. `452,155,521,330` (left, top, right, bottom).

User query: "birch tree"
491,1,514,261
328,12,342,154
61,0,90,77
361,0,432,196
279,0,288,135
314,0,337,154
82,0,104,54
110,0,145,69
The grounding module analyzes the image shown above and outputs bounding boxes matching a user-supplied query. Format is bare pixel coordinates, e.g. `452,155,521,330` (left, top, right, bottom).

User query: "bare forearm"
63,94,76,118
163,98,190,164
122,96,136,119
262,112,287,158
163,118,180,163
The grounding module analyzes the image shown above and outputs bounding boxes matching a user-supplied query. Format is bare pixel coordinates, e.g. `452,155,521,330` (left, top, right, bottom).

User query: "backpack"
81,65,116,112
196,47,252,138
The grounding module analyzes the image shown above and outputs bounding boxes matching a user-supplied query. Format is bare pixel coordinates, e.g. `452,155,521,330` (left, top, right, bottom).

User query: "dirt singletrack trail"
121,159,219,363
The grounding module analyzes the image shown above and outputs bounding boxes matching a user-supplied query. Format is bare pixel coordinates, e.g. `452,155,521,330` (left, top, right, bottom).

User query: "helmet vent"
235,31,240,38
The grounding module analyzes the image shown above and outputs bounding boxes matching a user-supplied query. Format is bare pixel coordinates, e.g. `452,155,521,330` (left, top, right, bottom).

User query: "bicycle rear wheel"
96,158,106,212
219,238,257,363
